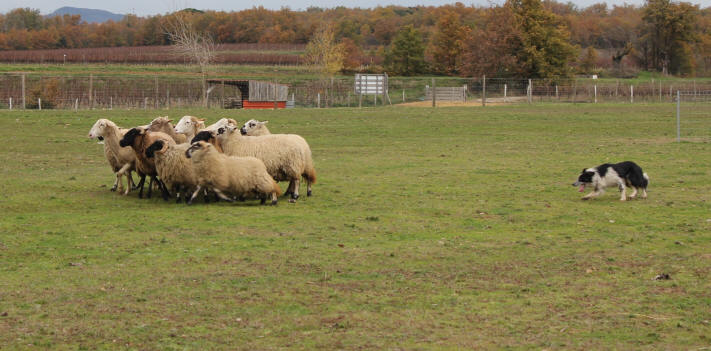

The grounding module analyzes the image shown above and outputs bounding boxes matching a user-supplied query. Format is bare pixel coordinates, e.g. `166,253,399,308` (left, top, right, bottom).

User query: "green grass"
1,104,710,349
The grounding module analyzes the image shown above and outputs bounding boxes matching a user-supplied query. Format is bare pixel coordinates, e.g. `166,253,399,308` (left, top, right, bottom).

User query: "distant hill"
48,7,124,23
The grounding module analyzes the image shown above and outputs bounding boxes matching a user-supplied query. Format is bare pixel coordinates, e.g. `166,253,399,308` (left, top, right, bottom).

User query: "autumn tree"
460,5,520,77
429,10,469,75
640,0,699,75
509,0,578,78
384,25,427,76
304,24,344,76
580,46,598,74
341,38,364,72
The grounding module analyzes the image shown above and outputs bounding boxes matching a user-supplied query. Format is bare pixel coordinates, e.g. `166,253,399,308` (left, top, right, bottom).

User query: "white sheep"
185,141,282,205
145,139,199,203
239,119,271,136
203,118,238,133
88,118,136,195
194,125,316,202
148,116,187,144
174,115,206,141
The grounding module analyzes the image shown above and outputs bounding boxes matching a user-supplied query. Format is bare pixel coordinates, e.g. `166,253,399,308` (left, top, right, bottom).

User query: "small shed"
207,79,289,109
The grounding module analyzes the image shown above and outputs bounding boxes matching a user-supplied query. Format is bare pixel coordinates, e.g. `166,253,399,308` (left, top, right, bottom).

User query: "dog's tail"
642,172,649,188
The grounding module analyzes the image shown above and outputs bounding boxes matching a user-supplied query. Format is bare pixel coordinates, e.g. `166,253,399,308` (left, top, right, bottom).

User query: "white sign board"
355,74,388,95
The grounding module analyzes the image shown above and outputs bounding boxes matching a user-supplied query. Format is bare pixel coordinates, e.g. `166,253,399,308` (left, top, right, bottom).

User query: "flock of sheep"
88,116,316,205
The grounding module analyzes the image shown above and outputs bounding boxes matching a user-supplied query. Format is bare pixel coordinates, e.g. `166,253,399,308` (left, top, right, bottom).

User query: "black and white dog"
573,161,649,201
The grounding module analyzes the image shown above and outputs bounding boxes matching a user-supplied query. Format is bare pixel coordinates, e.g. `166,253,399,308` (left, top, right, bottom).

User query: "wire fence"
2,73,711,110
676,91,711,142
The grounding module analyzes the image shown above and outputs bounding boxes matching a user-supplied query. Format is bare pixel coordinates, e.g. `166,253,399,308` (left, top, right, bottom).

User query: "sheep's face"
191,130,216,144
148,116,172,132
175,116,205,134
185,141,209,159
119,127,146,148
207,118,238,132
145,140,166,159
88,119,110,140
240,119,267,135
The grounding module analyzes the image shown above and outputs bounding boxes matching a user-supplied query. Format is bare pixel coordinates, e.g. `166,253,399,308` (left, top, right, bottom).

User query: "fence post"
75,98,78,110
359,91,362,108
144,97,148,110
432,78,436,108
221,80,225,109
110,96,113,110
38,98,41,110
21,74,26,109
273,81,278,110
89,74,93,109
504,84,508,102
659,80,662,102
676,90,680,142
630,85,634,103
402,89,405,103
317,93,320,108
594,84,597,103
373,93,376,106
154,76,159,109
615,80,619,101
482,75,486,107
463,85,467,102
9,98,11,110
166,91,169,109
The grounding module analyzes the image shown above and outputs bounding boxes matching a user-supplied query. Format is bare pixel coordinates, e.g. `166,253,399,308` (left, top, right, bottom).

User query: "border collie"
573,161,649,201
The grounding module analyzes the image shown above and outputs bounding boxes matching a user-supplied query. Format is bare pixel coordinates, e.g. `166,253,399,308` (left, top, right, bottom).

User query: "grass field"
1,104,710,349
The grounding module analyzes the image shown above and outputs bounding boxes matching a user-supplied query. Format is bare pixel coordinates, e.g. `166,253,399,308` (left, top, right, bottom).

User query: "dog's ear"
582,168,587,174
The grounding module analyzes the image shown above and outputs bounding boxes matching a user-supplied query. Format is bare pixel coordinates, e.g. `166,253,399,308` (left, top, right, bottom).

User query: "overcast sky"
2,0,710,17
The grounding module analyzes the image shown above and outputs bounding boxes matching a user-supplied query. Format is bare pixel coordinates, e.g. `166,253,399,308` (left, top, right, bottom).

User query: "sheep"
145,139,199,203
236,121,314,197
173,115,206,141
119,127,173,200
185,141,282,205
192,126,316,202
204,118,238,133
148,116,187,144
88,118,136,195
239,119,270,136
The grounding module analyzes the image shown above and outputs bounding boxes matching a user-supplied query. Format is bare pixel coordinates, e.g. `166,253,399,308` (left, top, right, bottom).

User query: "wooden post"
482,75,486,107
555,85,558,100
676,90,681,142
38,98,41,110
317,93,320,108
527,79,532,104
110,96,113,110
89,74,93,109
594,84,597,103
615,80,619,101
9,98,11,110
144,97,148,109
154,76,159,109
21,74,26,109
359,91,362,108
630,85,634,103
373,93,376,106
273,81,278,110
572,79,577,103
659,80,662,102
432,78,436,108
221,80,225,109
402,89,405,103
166,91,169,109
463,85,467,102
75,98,78,110
504,84,508,102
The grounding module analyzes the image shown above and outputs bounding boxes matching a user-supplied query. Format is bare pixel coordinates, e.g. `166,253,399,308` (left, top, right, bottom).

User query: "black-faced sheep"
88,119,136,194
119,127,173,200
145,140,198,203
185,141,282,205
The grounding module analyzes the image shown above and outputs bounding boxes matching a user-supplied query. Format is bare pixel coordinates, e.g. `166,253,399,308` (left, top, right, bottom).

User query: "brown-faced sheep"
88,119,136,194
148,116,187,144
185,141,281,205
119,127,173,199
192,126,316,202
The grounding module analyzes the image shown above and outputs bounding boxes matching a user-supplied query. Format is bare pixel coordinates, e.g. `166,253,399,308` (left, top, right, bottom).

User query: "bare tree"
164,13,215,107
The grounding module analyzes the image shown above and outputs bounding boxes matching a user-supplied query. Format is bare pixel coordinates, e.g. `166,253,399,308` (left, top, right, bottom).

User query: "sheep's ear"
261,121,268,125
198,118,205,122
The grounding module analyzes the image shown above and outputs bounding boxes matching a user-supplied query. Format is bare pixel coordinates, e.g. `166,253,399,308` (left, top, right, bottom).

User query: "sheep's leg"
174,185,182,203
306,178,313,197
187,185,202,205
213,188,234,202
284,181,295,197
260,195,267,205
136,174,146,199
111,173,119,192
159,179,171,201
203,188,210,203
289,178,300,203
271,192,278,206
146,176,155,198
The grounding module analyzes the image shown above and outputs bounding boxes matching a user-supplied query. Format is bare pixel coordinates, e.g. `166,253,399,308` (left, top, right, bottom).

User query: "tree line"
1,0,709,77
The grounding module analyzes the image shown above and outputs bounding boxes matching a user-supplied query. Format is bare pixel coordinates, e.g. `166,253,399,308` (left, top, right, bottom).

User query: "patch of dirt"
397,96,528,107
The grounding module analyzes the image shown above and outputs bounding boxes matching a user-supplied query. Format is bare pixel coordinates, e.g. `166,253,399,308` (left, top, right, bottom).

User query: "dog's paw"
581,197,590,201
620,198,626,201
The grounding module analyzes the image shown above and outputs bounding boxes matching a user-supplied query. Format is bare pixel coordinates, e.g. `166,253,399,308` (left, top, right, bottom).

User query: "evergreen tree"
384,25,427,76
